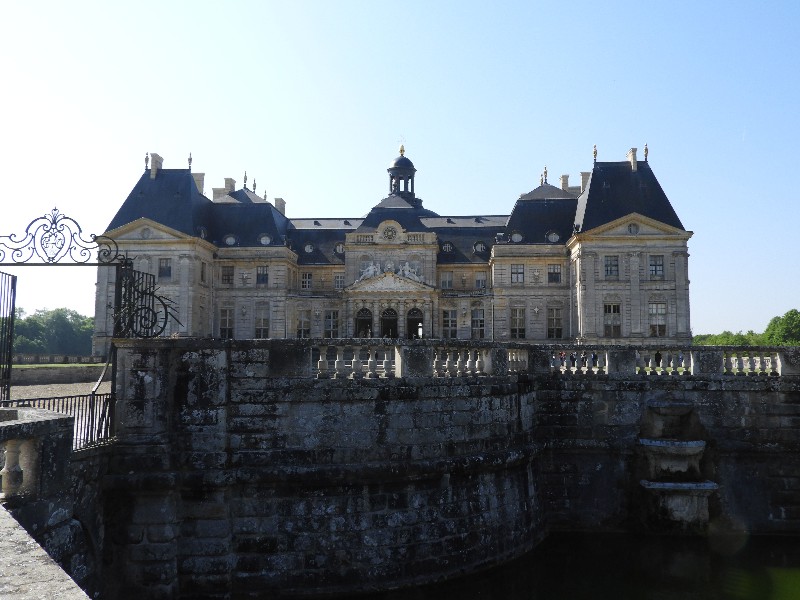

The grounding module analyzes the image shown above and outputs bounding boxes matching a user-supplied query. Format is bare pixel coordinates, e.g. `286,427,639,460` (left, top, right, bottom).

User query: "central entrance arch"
407,307,423,339
355,308,372,338
380,308,398,338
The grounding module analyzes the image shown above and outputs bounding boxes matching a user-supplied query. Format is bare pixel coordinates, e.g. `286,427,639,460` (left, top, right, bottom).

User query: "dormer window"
510,232,523,243
473,241,487,253
441,241,454,252
224,234,237,246
334,242,345,254
546,231,560,243
259,234,272,246
304,243,314,253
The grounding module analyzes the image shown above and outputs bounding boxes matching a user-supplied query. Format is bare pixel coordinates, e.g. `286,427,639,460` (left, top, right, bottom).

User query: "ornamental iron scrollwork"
113,265,181,339
0,208,122,264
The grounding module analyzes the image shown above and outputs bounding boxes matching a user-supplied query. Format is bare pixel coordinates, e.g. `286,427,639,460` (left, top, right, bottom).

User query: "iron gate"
0,208,179,433
0,270,17,401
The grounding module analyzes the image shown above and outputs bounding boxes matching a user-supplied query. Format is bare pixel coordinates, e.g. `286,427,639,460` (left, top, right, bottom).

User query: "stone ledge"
0,506,88,599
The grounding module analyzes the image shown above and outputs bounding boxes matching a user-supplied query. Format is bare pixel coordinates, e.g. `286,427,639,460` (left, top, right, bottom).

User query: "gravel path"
10,381,112,400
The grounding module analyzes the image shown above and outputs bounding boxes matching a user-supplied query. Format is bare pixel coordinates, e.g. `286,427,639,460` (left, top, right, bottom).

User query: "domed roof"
388,145,416,171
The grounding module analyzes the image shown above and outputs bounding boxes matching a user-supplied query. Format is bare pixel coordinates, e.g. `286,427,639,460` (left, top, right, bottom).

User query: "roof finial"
145,152,149,170
263,190,267,201
243,171,248,189
253,179,257,194
593,144,597,163
188,152,192,170
543,165,548,184
399,144,405,156
540,173,543,186
644,143,648,161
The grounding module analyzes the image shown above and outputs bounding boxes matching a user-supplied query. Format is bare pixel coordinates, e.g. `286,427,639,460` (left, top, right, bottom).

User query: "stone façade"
3,339,800,599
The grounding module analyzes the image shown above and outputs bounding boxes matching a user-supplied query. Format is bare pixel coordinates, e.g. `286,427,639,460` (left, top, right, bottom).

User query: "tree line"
693,309,800,346
13,308,94,355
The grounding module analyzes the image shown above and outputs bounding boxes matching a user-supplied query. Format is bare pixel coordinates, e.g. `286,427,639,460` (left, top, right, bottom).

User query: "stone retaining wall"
11,365,107,386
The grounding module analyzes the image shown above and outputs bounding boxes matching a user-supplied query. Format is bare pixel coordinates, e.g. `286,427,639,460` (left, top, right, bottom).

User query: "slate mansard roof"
105,150,686,264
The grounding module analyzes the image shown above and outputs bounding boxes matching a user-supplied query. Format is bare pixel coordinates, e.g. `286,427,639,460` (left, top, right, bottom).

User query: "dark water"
361,533,800,600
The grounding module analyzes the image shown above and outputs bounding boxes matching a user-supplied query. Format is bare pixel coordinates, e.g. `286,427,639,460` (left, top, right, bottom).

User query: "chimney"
224,178,236,192
212,187,227,201
274,197,286,215
192,173,205,195
149,153,163,179
560,174,569,191
627,148,638,172
580,171,591,192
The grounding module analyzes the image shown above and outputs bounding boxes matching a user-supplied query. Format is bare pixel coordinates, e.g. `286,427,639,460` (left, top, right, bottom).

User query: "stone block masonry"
105,339,543,599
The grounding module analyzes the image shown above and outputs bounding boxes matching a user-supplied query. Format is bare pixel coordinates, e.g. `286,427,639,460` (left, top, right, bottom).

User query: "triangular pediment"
578,213,692,240
347,271,434,293
107,218,194,242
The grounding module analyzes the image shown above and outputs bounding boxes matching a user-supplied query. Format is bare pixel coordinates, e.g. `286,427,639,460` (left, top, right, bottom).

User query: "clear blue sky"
2,1,798,334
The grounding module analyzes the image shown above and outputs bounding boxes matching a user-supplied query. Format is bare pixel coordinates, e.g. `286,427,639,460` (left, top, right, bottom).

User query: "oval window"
304,243,314,253
510,232,523,243
224,234,237,246
546,231,560,243
259,234,272,245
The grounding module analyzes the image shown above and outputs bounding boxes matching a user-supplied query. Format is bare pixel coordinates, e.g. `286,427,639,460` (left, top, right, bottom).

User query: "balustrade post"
690,349,725,376
466,349,477,375
0,439,23,498
395,345,434,377
351,347,364,379
316,345,329,379
382,348,394,378
776,349,800,376
446,351,457,377
475,350,485,376
433,348,444,377
605,348,637,376
366,347,378,379
456,349,467,377
334,346,348,379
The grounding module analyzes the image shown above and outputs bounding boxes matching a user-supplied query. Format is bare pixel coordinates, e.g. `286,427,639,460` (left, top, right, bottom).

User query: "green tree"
763,309,800,346
13,308,94,355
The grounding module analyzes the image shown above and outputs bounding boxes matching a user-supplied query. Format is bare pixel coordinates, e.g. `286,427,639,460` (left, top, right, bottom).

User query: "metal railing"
1,393,113,450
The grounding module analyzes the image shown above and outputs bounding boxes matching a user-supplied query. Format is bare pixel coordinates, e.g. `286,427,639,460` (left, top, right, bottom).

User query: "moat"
364,533,800,600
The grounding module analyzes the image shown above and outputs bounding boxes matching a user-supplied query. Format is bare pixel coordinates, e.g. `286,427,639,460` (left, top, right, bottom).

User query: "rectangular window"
301,272,312,290
440,271,453,289
649,302,667,337
547,264,562,284
158,258,171,280
649,255,664,279
334,273,345,290
510,307,525,339
442,309,457,339
220,308,234,339
471,308,485,339
324,310,339,338
296,309,311,339
475,271,487,289
256,265,269,285
221,265,234,285
200,261,207,283
254,304,270,339
604,256,619,278
511,264,524,284
547,307,563,339
603,303,622,337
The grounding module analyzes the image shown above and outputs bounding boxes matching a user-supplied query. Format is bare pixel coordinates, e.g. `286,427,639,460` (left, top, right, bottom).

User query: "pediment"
348,271,434,293
108,218,192,242
580,213,692,239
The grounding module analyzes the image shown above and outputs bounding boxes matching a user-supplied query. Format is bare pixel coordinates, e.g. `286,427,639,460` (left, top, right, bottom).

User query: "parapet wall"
9,339,798,599
104,339,542,599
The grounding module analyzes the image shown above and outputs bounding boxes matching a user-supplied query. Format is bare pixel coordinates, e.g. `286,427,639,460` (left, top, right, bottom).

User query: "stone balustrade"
266,340,800,379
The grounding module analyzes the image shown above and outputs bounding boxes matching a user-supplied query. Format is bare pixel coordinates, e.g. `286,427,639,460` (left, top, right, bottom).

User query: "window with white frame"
475,271,487,289
603,303,621,337
324,310,339,338
256,265,269,285
604,256,619,278
301,272,312,289
220,308,234,339
255,304,270,339
471,308,485,339
440,271,453,289
649,255,664,279
511,264,524,284
547,264,562,284
547,307,563,339
221,265,234,285
296,309,311,338
334,273,345,289
158,258,172,280
510,307,525,339
442,309,457,339
648,302,667,337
